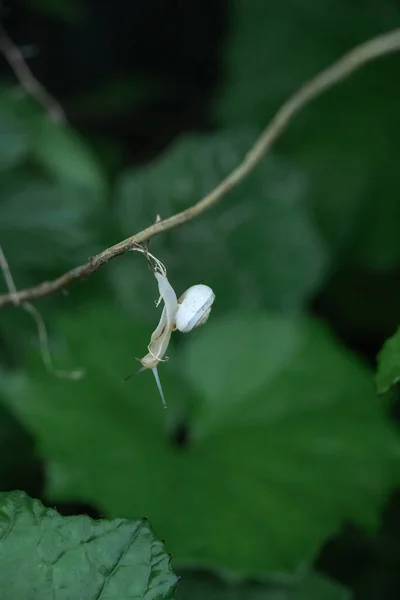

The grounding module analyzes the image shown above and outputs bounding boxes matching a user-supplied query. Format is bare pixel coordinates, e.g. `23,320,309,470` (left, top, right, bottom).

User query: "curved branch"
1,28,400,307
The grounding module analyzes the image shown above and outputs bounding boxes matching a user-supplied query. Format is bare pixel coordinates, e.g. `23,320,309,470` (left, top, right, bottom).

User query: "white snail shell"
139,273,215,408
175,284,215,333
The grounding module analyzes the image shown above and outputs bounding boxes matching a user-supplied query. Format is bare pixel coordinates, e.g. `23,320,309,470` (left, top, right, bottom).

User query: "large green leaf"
0,95,29,170
114,129,328,320
0,87,106,284
2,305,399,576
0,86,105,195
0,490,177,599
31,116,106,195
176,571,351,600
0,86,35,173
0,169,103,276
377,328,400,393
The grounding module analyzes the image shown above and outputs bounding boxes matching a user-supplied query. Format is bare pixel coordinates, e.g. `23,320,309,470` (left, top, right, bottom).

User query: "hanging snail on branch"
128,248,215,408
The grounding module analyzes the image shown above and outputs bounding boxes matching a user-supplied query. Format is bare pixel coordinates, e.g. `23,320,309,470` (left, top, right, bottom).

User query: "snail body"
138,272,215,408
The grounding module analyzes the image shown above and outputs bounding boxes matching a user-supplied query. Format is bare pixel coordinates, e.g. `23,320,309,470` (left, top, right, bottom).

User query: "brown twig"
0,22,66,123
1,28,400,307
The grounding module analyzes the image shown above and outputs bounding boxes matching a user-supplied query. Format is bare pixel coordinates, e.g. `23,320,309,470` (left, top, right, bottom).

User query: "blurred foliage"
0,98,29,169
0,0,400,598
23,0,86,24
0,88,107,291
113,130,328,319
215,0,400,126
0,403,40,494
377,328,400,393
0,490,177,599
176,570,350,600
216,0,400,340
2,307,399,578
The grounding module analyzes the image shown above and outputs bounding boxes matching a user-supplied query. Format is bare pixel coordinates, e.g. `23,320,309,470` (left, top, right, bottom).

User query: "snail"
138,271,215,408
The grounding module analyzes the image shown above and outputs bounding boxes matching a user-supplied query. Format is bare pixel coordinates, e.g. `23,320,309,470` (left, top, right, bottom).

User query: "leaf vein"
95,521,144,600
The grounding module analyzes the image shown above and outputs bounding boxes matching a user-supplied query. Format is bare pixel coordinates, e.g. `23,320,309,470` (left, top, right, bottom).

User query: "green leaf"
215,1,400,271
0,95,29,170
176,571,351,600
377,328,400,393
0,86,105,195
32,116,106,195
114,129,328,318
0,88,106,280
3,304,399,576
292,83,400,271
0,490,177,599
215,0,394,127
0,169,103,274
